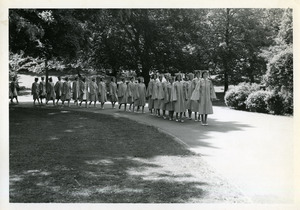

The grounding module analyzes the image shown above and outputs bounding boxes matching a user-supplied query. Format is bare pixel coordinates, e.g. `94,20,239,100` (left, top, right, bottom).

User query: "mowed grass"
9,106,207,203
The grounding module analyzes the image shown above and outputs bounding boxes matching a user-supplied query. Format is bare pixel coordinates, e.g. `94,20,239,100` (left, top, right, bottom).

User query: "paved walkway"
12,96,294,203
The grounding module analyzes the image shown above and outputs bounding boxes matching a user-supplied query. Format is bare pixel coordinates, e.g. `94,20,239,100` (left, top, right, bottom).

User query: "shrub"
246,90,270,113
265,90,285,115
265,88,293,115
279,87,293,115
224,82,260,110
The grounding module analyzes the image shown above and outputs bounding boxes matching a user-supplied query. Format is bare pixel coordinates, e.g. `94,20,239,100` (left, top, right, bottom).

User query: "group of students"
146,70,217,125
29,70,216,125
30,75,148,112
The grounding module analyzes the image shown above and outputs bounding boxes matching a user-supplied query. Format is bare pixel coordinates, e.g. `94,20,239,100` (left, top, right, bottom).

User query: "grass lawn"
9,106,197,203
9,106,246,203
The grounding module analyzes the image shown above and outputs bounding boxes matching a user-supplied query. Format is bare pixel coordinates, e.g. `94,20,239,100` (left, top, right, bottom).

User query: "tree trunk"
224,8,230,93
224,69,229,92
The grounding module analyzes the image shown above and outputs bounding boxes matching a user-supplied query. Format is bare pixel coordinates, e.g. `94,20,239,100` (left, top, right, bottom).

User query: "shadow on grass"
9,107,209,203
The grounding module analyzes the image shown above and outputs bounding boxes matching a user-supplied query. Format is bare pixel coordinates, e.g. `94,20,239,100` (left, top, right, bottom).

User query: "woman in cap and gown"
118,78,128,111
136,77,146,113
79,77,89,108
186,73,194,120
172,73,187,122
46,77,56,105
146,74,156,115
98,77,107,109
61,77,72,107
109,77,118,109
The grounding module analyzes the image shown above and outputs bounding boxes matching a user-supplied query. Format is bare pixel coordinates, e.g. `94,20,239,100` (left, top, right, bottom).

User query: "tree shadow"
11,107,232,203
113,109,253,150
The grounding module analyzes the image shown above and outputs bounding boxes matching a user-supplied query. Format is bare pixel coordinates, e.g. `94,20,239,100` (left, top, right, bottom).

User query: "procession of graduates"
28,69,217,125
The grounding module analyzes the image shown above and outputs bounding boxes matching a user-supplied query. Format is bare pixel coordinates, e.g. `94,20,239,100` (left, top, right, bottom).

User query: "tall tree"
9,9,92,85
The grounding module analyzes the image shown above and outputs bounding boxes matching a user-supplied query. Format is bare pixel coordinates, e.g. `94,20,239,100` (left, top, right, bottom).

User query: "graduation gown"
79,81,89,101
191,78,201,112
136,83,146,106
198,79,216,114
153,81,162,109
46,82,56,100
39,81,46,97
160,81,168,110
165,82,174,111
61,81,72,101
127,82,135,104
185,80,193,110
146,80,154,109
10,81,18,97
54,81,63,99
173,81,187,113
118,82,127,104
31,82,39,100
72,80,80,100
109,82,118,102
98,81,107,103
132,83,140,105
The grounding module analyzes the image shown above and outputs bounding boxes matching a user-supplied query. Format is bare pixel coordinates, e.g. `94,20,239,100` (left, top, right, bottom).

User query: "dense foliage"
224,82,260,110
9,9,288,87
260,8,293,115
245,90,270,113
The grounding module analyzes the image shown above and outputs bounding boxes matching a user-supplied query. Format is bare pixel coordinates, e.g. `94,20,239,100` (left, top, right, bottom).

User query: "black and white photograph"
1,0,299,210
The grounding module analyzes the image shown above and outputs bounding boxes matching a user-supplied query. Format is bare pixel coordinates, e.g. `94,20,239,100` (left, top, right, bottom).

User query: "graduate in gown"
155,75,165,117
79,77,89,108
161,73,170,119
31,77,40,105
127,77,135,111
198,71,217,125
136,77,146,113
173,74,187,122
61,77,72,107
165,75,175,120
98,77,107,109
186,73,194,120
191,71,201,121
88,77,98,107
118,78,128,111
146,74,156,114
72,76,80,106
151,75,159,116
54,76,63,105
46,77,56,105
131,80,140,113
10,77,19,104
109,77,118,109
39,77,46,104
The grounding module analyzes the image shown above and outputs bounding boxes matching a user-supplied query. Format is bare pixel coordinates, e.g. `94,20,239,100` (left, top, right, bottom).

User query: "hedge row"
224,82,293,115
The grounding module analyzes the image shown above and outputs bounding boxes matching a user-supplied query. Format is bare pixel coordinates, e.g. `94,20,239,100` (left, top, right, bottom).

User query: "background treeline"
9,9,293,114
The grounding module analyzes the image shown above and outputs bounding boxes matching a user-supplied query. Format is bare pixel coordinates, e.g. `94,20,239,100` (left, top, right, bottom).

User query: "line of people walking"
30,70,217,125
146,70,217,125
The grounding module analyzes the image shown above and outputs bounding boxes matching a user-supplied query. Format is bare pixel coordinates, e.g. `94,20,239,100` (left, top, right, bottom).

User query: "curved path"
79,104,294,203
11,97,295,203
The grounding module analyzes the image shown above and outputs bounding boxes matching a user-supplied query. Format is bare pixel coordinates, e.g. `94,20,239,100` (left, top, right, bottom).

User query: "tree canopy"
9,8,291,92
